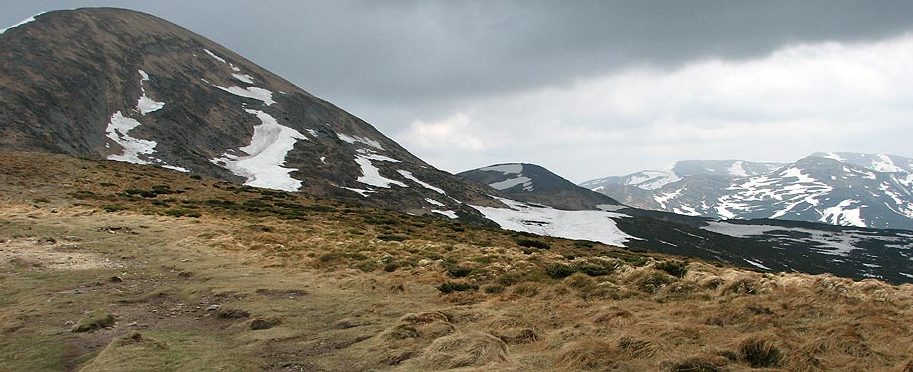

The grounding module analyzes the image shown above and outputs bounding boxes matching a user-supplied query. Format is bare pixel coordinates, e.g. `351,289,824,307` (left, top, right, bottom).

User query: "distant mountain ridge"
458,163,620,210
581,152,913,230
3,9,911,284
461,162,913,284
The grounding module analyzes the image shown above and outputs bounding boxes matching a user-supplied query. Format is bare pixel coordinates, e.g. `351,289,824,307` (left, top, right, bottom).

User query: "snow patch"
161,165,190,173
432,210,458,219
136,95,164,115
354,152,406,188
872,154,903,173
479,164,523,174
340,186,373,197
821,152,845,162
336,132,384,150
743,258,772,270
728,161,749,177
232,73,255,84
626,170,681,190
398,170,446,194
471,197,636,247
819,199,866,227
106,112,157,165
203,49,226,64
489,176,533,191
211,109,307,191
215,85,275,106
425,198,445,207
135,70,164,115
703,221,865,257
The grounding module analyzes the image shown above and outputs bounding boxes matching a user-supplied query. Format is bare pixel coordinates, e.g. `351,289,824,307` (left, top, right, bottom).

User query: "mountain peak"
459,163,619,210
810,152,913,173
0,7,503,221
584,153,913,230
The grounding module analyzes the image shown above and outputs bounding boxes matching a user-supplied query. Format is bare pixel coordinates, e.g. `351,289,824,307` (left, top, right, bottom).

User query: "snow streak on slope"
489,176,534,191
471,197,636,247
232,73,255,84
211,110,307,191
728,161,749,177
626,170,682,190
203,49,227,64
398,170,446,194
336,133,385,150
104,111,189,172
476,164,533,191
354,151,406,189
703,221,871,257
432,210,458,219
819,199,866,227
479,164,523,174
136,70,164,115
215,86,275,106
106,112,158,165
425,198,445,207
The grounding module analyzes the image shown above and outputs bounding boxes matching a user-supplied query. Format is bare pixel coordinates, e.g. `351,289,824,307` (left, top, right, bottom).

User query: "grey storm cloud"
5,1,913,104
3,1,913,180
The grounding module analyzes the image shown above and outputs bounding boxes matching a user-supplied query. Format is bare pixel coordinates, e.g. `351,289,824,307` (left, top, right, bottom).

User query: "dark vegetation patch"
438,281,478,293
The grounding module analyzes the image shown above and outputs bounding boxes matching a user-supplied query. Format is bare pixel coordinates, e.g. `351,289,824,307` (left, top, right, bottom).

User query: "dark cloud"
4,1,913,105
3,1,913,178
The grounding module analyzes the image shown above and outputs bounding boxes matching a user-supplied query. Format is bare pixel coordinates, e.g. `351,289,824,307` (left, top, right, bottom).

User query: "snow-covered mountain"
0,8,501,222
462,163,913,284
458,163,620,210
3,9,910,284
582,160,788,192
582,153,913,231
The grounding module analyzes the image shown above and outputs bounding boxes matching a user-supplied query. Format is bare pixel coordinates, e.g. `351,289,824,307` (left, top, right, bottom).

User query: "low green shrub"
437,281,477,293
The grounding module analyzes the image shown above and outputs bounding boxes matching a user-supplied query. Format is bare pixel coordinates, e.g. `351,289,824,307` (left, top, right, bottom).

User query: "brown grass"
1,152,913,371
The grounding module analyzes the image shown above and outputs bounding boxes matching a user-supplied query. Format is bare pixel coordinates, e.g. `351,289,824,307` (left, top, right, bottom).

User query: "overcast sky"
3,1,913,182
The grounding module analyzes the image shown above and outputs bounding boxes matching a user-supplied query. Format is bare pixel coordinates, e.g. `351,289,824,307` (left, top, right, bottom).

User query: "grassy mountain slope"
2,152,912,371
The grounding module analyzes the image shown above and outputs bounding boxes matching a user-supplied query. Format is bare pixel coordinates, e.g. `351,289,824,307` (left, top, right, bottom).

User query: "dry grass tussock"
1,152,913,371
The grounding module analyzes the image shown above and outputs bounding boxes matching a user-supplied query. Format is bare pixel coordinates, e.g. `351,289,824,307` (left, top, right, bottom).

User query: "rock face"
0,8,498,219
582,153,913,230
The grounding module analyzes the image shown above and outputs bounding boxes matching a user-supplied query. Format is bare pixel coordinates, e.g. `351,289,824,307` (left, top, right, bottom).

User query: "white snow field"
211,109,307,191
471,197,636,247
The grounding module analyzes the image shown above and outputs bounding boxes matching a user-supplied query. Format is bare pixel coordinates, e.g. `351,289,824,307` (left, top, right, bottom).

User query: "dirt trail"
0,206,520,371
